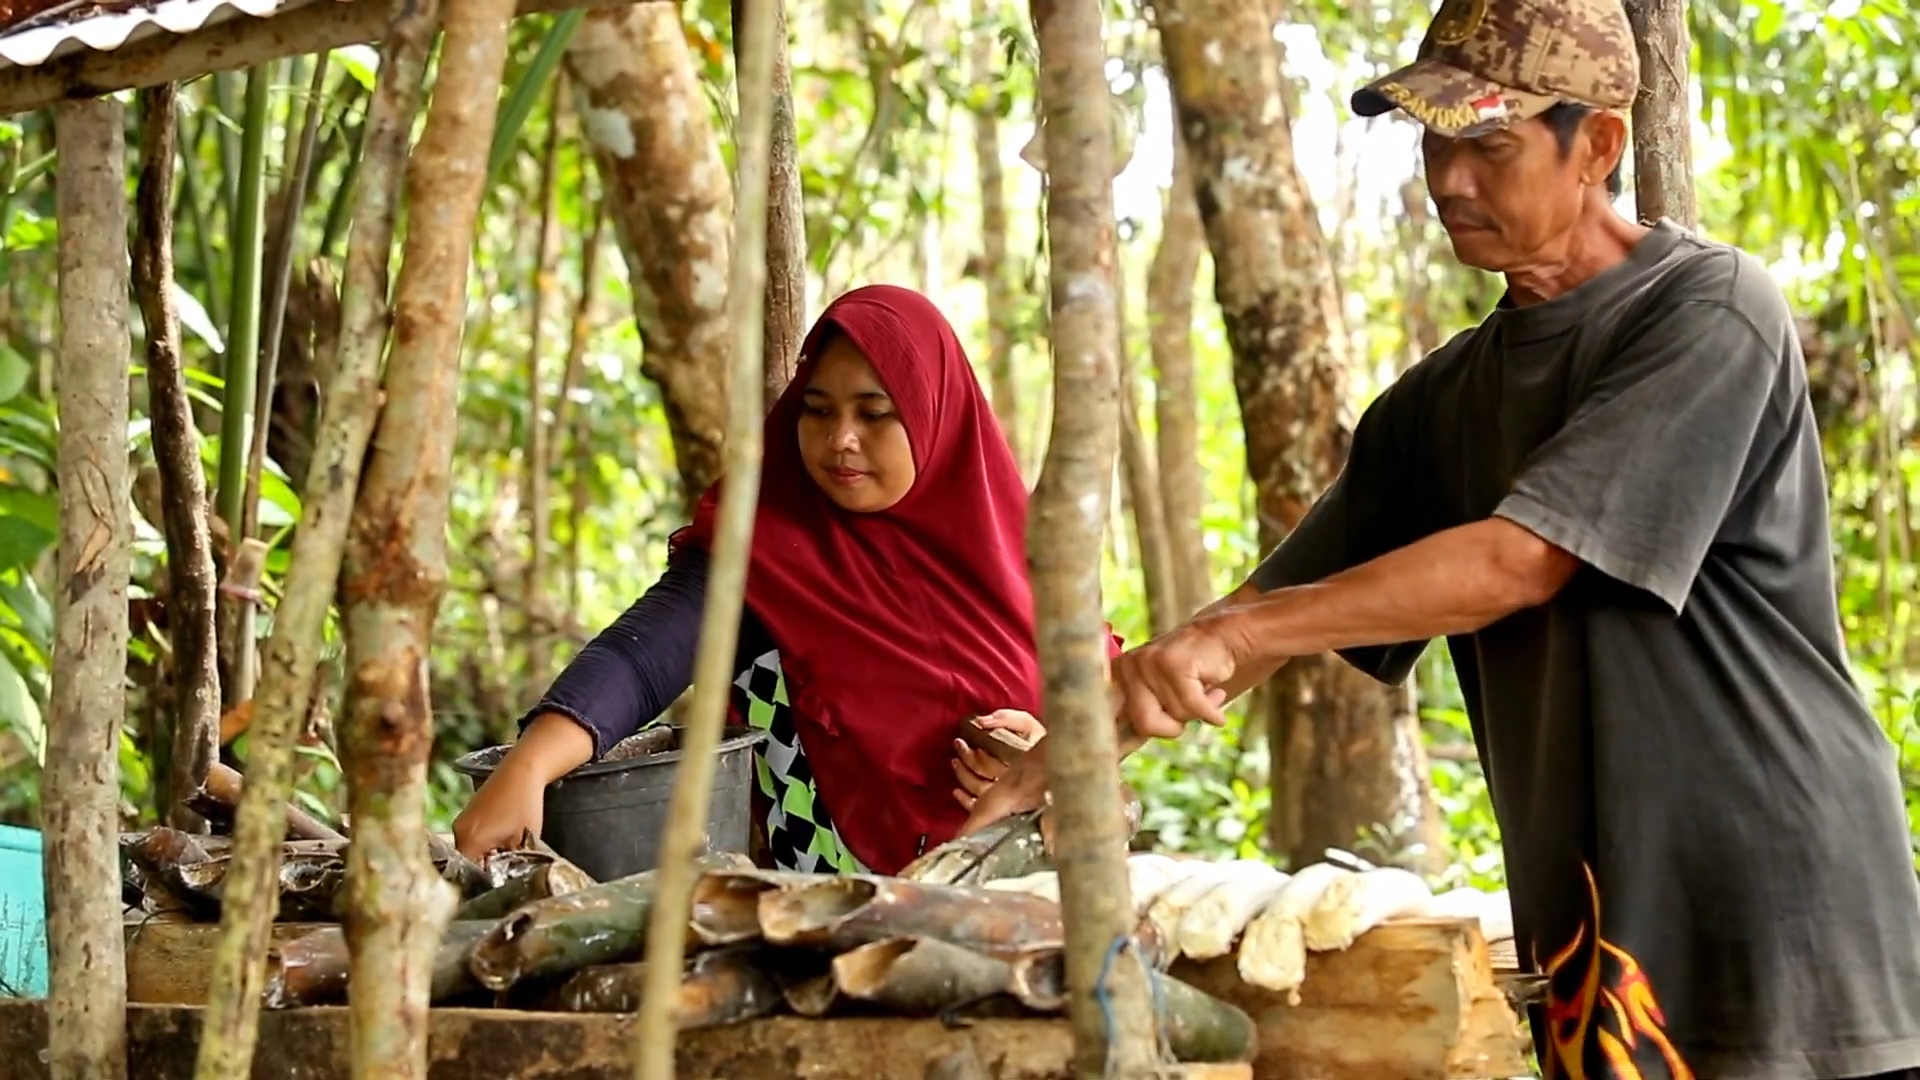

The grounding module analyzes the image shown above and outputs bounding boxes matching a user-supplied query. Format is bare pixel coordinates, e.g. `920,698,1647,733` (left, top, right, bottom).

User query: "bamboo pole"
336,0,516,1070
1029,0,1164,1072
45,94,132,1080
135,82,223,833
629,0,778,1073
190,9,441,1078
242,54,331,545
216,62,275,705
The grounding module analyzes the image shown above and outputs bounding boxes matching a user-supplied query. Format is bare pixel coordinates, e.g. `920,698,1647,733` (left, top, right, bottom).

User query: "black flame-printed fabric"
1251,221,1920,1080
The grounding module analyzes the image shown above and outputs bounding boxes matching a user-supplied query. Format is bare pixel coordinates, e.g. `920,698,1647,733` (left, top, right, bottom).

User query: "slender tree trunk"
192,11,439,1080
969,0,1020,462
338,0,513,1074
1148,138,1210,619
44,95,131,1080
570,4,733,507
1397,175,1440,371
631,1,777,1076
1155,0,1442,872
1623,0,1696,229
557,208,606,640
523,84,565,687
1031,0,1162,1073
733,0,806,396
1113,259,1178,637
135,84,220,834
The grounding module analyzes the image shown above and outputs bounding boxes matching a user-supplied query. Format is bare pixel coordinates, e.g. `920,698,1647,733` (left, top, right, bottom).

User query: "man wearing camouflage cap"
966,0,1920,1075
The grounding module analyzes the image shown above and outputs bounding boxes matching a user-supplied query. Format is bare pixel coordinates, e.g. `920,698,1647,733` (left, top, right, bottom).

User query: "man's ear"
1583,109,1630,188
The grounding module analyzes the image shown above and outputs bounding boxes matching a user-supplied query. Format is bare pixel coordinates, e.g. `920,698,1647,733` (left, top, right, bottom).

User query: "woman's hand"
950,709,1045,811
973,708,1044,745
958,745,1051,831
452,761,547,861
451,712,592,860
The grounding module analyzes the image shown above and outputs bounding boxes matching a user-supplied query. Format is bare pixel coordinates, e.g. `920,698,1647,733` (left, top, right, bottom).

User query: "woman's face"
797,336,917,513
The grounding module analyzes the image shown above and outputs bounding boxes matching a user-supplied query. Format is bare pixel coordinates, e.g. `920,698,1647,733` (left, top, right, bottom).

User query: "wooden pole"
630,0,777,1074
337,0,516,1070
134,83,222,834
190,7,440,1078
1029,0,1164,1072
730,0,805,398
1623,0,1697,229
44,93,131,1080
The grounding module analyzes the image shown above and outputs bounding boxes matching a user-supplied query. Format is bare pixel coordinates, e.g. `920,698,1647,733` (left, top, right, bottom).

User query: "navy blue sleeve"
521,549,711,759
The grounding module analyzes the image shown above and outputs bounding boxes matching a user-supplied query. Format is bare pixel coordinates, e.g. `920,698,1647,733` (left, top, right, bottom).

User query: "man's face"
1421,115,1601,273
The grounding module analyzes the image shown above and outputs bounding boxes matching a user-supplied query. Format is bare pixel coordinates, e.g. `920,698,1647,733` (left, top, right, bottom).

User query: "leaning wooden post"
1623,0,1696,229
190,12,440,1078
336,0,514,1072
629,0,777,1075
134,83,222,834
44,94,132,1080
1029,0,1164,1074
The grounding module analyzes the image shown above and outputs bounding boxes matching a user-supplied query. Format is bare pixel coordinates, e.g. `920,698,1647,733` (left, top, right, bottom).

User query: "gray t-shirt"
1252,221,1920,1080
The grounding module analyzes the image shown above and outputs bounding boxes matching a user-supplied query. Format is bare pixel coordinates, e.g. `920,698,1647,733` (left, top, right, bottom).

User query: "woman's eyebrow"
803,387,891,402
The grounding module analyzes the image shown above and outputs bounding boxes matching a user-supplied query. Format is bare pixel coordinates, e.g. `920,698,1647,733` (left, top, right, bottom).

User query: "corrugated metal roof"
0,0,321,70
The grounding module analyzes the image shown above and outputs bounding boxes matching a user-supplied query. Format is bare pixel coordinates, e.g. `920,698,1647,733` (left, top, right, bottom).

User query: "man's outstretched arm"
958,515,1577,834
1115,515,1577,738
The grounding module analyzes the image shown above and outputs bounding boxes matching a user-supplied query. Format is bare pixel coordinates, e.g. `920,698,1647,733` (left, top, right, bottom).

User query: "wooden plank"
1170,918,1531,1080
0,0,656,117
123,919,327,1005
0,1000,1249,1079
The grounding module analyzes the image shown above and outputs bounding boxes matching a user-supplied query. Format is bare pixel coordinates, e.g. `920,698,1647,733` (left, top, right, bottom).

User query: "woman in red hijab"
454,285,1065,875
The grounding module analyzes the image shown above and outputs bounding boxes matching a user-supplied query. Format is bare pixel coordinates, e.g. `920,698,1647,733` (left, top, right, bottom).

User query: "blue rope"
1092,934,1174,1075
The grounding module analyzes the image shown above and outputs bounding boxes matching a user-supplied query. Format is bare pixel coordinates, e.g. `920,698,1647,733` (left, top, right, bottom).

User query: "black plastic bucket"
451,725,767,882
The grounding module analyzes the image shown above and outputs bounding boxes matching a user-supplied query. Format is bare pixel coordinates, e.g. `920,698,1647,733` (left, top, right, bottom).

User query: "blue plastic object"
0,824,47,998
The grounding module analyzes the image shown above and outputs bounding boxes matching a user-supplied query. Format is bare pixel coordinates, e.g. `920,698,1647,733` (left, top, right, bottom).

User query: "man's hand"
1111,613,1243,739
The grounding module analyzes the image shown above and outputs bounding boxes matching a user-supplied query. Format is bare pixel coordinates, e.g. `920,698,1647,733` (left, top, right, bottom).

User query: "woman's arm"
520,548,712,762
455,551,716,859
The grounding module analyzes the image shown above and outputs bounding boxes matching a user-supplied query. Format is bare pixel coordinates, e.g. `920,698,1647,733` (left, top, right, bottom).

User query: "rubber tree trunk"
1147,137,1210,620
44,94,131,1080
1623,0,1696,229
568,3,733,507
191,10,439,1080
733,0,806,398
1030,0,1163,1072
135,83,221,834
338,1,515,1075
1155,0,1443,872
969,0,1021,464
630,1,777,1075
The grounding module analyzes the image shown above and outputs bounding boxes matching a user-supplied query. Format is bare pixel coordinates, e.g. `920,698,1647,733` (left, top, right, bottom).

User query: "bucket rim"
450,724,769,781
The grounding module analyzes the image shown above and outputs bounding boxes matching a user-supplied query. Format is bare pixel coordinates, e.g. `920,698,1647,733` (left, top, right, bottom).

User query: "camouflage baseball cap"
1352,0,1640,139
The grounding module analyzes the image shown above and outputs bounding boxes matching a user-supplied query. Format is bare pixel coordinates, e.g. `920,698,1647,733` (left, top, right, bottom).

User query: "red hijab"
673,285,1041,874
